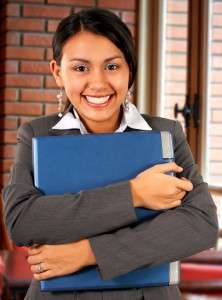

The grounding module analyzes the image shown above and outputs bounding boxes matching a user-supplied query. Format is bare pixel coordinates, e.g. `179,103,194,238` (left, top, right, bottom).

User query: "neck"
80,109,123,134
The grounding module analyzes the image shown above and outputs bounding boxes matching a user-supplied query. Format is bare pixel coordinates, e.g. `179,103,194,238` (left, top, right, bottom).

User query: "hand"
27,239,96,280
130,162,193,210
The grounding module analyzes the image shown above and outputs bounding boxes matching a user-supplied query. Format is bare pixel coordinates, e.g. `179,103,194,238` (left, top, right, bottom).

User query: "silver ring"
37,263,43,273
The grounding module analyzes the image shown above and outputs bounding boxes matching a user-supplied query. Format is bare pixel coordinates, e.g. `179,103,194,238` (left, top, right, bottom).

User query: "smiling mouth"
83,95,113,107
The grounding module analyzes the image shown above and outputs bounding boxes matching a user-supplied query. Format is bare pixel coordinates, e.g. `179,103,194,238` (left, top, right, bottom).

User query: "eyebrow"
69,56,124,63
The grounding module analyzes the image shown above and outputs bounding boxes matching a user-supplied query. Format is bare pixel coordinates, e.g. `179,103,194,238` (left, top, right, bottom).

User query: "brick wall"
0,0,138,188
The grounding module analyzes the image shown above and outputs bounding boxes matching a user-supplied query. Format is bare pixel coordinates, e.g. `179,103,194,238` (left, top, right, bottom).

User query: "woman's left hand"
27,239,96,280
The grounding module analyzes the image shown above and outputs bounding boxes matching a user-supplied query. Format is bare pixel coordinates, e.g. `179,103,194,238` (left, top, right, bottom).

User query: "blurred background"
0,0,222,299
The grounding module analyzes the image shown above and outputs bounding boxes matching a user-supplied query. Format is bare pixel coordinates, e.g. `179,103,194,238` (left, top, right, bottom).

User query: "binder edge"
169,261,180,285
160,131,174,159
32,137,39,188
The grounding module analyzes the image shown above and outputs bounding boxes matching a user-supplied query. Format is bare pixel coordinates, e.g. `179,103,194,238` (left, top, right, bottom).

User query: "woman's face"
51,30,130,133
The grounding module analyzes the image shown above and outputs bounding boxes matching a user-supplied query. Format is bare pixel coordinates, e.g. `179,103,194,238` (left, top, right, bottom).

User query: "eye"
106,63,119,71
73,65,89,72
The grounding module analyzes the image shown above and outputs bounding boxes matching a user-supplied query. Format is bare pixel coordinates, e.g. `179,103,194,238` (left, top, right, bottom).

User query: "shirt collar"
52,102,152,133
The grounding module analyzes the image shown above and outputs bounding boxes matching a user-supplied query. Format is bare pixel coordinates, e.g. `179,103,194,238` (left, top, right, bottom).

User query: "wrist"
81,239,96,267
130,179,142,208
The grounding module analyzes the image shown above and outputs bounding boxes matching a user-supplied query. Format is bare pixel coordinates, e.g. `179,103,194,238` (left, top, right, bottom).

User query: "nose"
87,68,108,90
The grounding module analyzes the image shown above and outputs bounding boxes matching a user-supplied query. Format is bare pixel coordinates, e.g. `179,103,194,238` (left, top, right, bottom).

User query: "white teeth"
85,95,110,104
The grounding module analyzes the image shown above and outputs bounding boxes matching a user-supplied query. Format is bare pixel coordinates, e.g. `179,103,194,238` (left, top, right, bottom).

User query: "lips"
82,94,113,108
85,95,110,104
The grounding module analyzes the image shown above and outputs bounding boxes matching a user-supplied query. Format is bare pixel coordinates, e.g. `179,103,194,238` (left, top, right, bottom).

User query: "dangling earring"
57,89,63,117
123,90,132,112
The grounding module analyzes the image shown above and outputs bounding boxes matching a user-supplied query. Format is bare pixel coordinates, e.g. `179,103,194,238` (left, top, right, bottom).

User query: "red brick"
165,81,186,95
0,145,16,158
20,61,50,74
3,102,43,116
212,56,222,69
165,68,187,81
7,0,45,3
212,28,222,41
1,159,13,173
122,11,136,24
98,0,136,10
210,136,222,148
0,32,21,47
166,53,187,67
210,123,222,136
166,40,187,52
166,25,187,39
212,110,222,123
211,70,222,83
211,97,222,109
166,13,188,26
45,103,57,115
0,61,18,74
167,1,188,13
47,20,60,32
23,33,53,47
45,76,57,88
21,89,57,102
5,74,43,88
0,117,18,129
164,95,186,108
6,47,44,60
209,162,222,175
6,32,20,46
210,149,222,161
6,3,20,16
213,15,222,27
47,0,93,5
0,89,18,102
213,2,222,14
23,5,71,19
2,130,17,144
212,42,222,55
6,17,45,31
211,84,222,97
46,48,53,60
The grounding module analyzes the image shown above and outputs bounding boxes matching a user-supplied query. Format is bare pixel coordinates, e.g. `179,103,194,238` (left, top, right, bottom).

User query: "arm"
2,123,137,246
88,121,219,280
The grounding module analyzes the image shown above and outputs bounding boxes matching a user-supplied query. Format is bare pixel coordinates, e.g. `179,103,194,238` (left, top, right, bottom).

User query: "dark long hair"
52,8,137,112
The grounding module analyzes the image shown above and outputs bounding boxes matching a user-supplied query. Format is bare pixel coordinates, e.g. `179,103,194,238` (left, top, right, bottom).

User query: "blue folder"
32,130,180,291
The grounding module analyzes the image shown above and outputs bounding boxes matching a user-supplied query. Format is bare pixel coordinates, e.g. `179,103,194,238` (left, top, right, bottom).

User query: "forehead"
61,30,124,62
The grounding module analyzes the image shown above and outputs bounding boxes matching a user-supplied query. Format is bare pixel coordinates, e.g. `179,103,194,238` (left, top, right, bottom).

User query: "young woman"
3,8,218,300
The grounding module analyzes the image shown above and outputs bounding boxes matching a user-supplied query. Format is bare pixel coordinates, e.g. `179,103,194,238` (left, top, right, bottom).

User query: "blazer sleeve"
89,121,219,280
2,122,137,246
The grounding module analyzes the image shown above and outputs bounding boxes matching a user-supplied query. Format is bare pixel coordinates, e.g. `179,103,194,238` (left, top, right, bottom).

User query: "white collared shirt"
52,102,152,133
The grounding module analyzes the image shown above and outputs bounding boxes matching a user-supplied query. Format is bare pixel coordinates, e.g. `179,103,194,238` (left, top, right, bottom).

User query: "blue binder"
32,130,180,291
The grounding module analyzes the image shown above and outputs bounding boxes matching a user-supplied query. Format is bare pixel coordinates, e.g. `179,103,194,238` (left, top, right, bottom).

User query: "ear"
50,60,63,88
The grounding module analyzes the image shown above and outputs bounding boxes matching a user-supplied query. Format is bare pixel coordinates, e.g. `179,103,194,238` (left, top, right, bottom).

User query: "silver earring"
123,99,130,111
123,90,132,112
56,89,63,117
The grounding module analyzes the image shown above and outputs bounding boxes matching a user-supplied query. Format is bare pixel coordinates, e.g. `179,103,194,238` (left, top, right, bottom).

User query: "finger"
34,269,53,280
175,190,186,201
175,178,193,192
166,200,182,209
27,255,42,265
31,263,48,274
28,247,42,256
151,162,183,174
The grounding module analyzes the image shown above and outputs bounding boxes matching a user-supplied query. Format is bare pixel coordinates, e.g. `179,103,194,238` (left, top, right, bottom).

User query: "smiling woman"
50,31,130,133
2,7,218,300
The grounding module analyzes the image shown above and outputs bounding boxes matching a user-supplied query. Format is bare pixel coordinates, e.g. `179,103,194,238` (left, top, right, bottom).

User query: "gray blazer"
2,111,218,300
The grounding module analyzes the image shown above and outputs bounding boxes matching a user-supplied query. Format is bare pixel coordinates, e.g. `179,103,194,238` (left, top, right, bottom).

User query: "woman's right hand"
130,162,193,210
